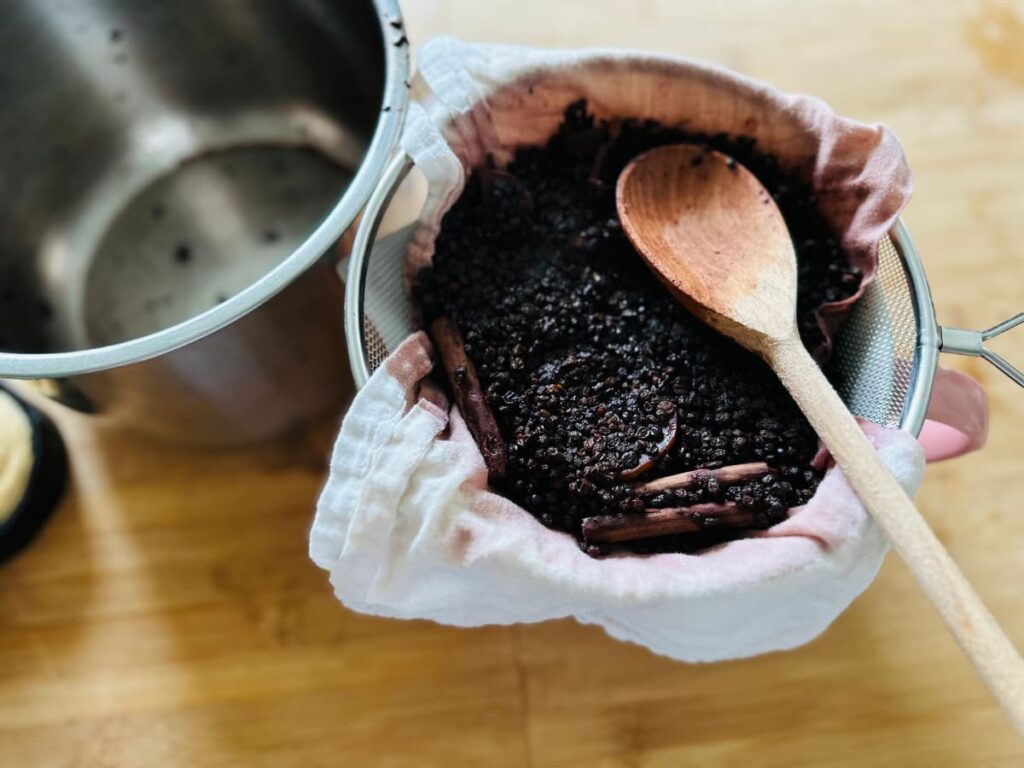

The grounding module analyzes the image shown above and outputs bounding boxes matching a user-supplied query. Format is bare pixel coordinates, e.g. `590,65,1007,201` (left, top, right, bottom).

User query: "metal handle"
940,313,1024,387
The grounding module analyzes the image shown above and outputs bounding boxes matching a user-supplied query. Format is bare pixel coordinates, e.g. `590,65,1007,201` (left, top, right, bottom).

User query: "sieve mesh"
362,224,417,372
364,319,389,374
355,223,926,431
829,234,919,429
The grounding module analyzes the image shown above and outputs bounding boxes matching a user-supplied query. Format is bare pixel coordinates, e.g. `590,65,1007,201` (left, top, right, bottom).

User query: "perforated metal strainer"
346,154,1024,435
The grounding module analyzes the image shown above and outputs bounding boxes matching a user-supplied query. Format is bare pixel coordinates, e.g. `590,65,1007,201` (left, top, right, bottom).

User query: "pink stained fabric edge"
918,366,990,461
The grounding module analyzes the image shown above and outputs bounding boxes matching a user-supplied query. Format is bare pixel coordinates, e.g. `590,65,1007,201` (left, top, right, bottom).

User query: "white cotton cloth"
310,38,924,661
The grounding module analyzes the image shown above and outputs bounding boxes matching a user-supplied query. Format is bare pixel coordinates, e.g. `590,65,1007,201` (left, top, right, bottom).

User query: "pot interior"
0,0,387,354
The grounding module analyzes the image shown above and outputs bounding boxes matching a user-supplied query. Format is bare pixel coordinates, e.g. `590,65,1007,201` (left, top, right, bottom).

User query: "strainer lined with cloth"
312,39,995,661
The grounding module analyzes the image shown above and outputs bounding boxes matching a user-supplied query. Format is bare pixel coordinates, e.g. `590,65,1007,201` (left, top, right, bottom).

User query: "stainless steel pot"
0,0,410,444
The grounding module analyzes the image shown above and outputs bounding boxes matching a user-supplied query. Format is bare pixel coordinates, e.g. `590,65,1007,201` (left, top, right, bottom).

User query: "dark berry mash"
417,102,861,555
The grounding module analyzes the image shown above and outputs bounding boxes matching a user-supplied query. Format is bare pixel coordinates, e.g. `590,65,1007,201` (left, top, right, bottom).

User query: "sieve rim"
346,153,939,437
891,218,938,437
345,152,413,388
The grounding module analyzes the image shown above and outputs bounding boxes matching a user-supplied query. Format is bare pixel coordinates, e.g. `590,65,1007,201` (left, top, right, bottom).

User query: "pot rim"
0,0,410,379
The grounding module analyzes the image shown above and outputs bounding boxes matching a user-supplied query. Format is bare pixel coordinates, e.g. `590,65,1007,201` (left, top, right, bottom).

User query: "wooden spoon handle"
769,338,1024,734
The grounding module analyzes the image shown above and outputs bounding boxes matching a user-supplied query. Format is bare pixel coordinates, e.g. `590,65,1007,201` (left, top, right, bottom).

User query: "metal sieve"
346,154,1024,435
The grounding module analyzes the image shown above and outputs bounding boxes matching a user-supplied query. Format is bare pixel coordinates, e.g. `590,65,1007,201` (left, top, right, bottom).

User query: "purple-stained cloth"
311,39,924,661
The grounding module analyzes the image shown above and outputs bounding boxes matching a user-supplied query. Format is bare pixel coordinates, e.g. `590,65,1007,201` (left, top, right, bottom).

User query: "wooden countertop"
3,1,1024,765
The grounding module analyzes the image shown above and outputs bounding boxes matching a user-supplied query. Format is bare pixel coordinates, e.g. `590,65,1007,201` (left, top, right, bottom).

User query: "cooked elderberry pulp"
417,101,862,556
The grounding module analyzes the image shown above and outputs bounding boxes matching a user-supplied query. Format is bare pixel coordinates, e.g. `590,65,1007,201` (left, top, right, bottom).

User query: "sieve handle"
940,313,1024,388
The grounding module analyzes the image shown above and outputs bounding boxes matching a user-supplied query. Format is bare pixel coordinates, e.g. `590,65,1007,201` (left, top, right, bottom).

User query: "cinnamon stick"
634,461,771,494
581,502,759,545
429,316,508,479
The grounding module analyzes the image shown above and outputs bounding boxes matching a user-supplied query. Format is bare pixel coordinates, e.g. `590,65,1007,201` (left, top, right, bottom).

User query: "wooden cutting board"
2,1,1023,765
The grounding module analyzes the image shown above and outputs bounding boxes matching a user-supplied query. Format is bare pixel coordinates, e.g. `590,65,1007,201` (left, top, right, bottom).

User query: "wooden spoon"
616,143,1024,733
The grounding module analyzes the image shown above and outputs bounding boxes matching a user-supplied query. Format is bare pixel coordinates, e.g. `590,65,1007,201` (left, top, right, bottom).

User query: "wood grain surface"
3,1,1024,765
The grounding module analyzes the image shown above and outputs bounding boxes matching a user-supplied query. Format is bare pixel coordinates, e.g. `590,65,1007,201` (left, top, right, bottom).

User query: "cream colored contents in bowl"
0,392,32,523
